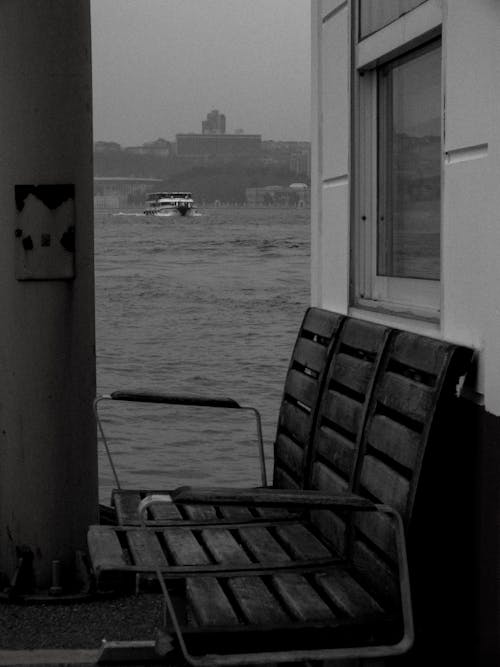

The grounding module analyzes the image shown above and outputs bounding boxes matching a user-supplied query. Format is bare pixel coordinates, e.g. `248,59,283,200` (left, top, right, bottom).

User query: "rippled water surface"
95,207,310,502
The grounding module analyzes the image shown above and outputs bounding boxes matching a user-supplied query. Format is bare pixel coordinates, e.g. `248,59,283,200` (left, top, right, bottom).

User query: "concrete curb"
0,642,162,667
0,650,99,667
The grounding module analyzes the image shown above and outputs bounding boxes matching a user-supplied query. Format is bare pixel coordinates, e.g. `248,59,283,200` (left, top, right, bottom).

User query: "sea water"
95,207,310,502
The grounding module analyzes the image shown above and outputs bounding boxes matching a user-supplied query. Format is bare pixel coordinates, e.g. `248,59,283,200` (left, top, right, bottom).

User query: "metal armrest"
136,488,378,532
93,391,267,489
171,486,377,510
136,487,377,523
109,390,242,409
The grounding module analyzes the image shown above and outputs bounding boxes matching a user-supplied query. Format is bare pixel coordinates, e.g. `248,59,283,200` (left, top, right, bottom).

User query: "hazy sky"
90,0,311,146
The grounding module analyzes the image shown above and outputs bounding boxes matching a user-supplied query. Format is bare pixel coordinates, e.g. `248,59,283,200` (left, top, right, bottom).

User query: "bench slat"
274,433,305,481
87,525,128,571
315,568,384,617
366,414,420,471
228,577,291,624
375,372,434,424
273,465,301,490
113,491,142,524
359,455,410,516
340,318,390,354
275,524,331,560
301,309,344,340
127,529,169,569
278,401,311,447
162,527,211,565
187,577,240,626
150,502,183,521
390,332,449,376
351,540,399,609
238,526,291,564
200,528,252,566
312,460,350,495
273,573,336,621
183,505,218,520
284,368,319,410
293,337,329,376
322,390,364,438
354,511,397,562
253,507,297,520
219,506,254,521
331,353,376,395
315,426,357,482
309,509,346,554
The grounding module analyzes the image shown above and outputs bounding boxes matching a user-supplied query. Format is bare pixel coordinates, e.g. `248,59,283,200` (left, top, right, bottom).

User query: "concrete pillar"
0,1,97,590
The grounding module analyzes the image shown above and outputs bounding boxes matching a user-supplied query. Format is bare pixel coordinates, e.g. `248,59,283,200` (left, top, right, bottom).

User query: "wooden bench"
88,311,472,665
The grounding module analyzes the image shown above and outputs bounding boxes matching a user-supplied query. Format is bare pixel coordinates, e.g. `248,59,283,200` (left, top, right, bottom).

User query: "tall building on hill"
177,109,261,159
202,109,226,135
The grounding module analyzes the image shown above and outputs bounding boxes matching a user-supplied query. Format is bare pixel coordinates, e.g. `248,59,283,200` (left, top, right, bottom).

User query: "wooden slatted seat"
87,314,472,665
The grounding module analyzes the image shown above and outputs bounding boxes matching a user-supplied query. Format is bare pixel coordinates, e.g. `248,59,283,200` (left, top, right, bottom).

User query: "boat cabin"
146,192,193,203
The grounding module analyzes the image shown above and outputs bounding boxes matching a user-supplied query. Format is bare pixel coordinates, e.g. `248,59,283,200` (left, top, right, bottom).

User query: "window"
377,42,441,280
353,2,442,320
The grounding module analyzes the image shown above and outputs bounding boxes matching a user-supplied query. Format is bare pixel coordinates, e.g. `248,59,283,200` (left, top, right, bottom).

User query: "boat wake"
111,212,145,217
144,211,178,217
143,209,202,218
111,211,179,218
110,209,202,218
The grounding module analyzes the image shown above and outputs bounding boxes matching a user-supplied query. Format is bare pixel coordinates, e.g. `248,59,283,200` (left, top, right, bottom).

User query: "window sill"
349,303,441,338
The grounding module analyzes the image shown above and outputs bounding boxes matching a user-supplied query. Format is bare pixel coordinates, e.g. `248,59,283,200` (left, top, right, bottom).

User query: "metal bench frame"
137,492,414,666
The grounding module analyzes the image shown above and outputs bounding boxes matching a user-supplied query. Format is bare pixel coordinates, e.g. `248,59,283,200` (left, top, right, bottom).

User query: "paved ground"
0,593,164,650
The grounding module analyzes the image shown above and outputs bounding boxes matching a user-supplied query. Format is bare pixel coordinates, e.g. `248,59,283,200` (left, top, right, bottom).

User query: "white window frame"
351,1,442,322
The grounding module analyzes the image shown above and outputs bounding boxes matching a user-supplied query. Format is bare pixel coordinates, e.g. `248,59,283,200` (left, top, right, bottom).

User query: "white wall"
442,0,500,413
312,0,500,414
311,0,350,312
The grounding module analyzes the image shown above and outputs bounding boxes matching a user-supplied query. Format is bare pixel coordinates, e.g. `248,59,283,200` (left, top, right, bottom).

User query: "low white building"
246,184,311,207
94,176,162,209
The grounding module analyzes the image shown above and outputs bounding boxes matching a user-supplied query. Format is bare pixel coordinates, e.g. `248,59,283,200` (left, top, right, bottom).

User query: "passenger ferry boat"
143,191,194,216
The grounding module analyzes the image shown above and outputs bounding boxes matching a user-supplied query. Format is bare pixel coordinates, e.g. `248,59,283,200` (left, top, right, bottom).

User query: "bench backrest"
272,307,345,489
305,317,391,541
349,330,472,603
308,323,472,605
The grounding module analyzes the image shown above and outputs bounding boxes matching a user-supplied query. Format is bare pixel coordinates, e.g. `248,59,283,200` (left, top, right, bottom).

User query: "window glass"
359,0,426,39
377,41,441,280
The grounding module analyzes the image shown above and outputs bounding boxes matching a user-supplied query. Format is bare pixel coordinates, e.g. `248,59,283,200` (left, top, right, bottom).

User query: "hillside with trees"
94,142,310,205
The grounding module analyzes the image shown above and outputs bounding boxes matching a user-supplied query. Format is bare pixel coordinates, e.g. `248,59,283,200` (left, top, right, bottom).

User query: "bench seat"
87,310,472,664
90,499,408,664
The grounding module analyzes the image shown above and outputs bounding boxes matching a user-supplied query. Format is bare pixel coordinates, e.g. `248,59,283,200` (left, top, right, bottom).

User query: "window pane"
377,42,441,280
359,0,426,39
